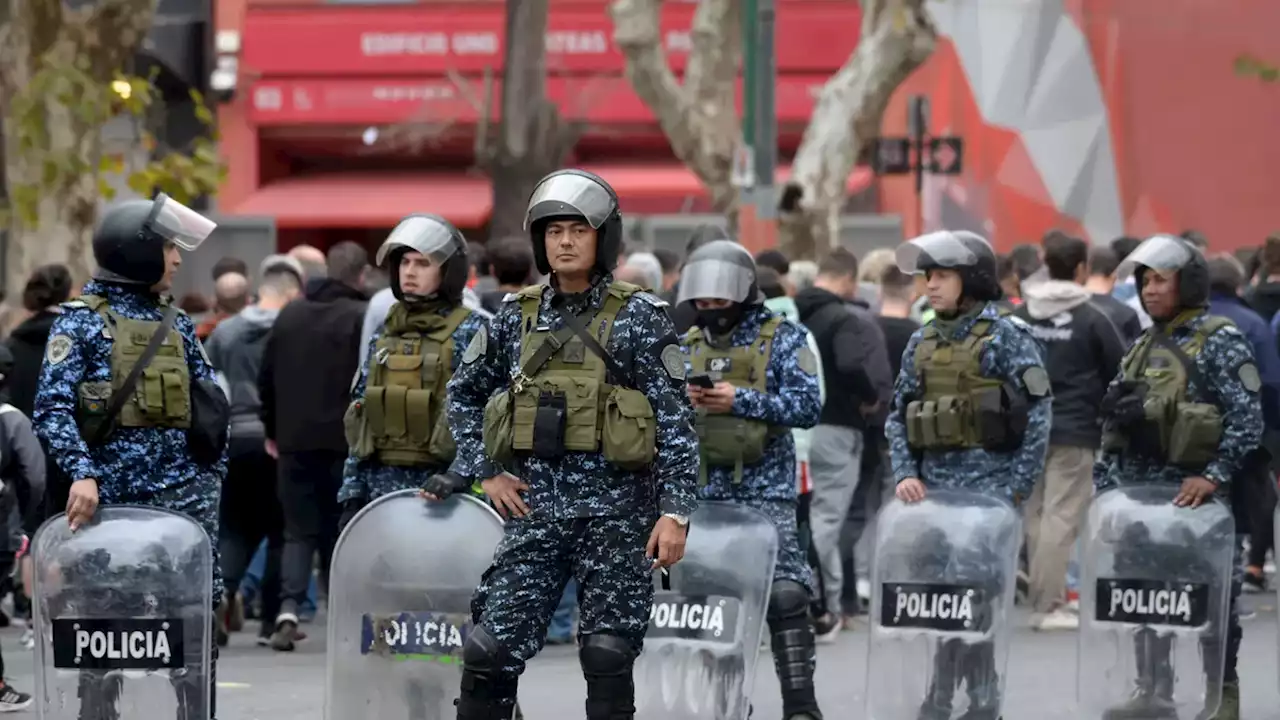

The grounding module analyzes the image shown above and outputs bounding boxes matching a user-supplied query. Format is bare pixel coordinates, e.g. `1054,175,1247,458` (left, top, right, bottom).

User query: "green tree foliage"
1234,54,1278,84
0,0,225,290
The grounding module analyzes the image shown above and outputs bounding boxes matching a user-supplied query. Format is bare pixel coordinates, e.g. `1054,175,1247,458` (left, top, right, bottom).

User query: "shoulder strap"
757,315,783,339
428,306,472,342
751,316,785,389
90,306,180,445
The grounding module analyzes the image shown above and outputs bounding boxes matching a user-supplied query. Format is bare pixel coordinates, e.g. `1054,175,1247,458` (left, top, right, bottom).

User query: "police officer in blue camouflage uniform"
337,215,488,525
34,194,228,719
441,169,699,720
1095,234,1261,720
885,230,1052,720
676,239,824,720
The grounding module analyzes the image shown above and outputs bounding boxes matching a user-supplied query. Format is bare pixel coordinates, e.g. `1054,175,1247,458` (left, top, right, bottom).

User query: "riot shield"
634,502,778,720
865,489,1021,720
324,490,504,720
1079,485,1234,720
32,506,214,720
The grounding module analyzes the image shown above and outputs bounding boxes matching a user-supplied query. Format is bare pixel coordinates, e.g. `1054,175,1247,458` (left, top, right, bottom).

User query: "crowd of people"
0,176,1273,719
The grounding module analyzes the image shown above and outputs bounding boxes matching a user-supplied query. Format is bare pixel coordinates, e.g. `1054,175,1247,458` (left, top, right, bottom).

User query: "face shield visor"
676,258,756,305
1115,234,1196,281
895,231,981,274
375,215,463,267
524,174,617,231
147,194,217,251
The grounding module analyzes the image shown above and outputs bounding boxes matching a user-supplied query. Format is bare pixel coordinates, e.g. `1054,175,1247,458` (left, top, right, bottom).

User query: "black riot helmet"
93,194,217,286
676,239,762,336
375,214,469,304
524,169,623,276
1116,233,1210,312
895,230,1001,303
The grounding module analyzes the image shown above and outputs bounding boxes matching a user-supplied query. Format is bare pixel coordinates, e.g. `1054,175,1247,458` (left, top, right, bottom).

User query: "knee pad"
462,625,508,674
579,633,634,677
767,580,809,622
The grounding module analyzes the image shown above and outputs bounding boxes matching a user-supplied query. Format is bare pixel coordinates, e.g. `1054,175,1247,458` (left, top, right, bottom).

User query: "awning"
585,162,876,211
225,165,875,228
228,173,493,228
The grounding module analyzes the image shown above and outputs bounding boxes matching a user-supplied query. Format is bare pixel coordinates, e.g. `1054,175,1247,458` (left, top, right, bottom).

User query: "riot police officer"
676,240,824,720
337,215,488,523
441,169,699,720
33,194,229,718
885,230,1052,719
1095,234,1261,720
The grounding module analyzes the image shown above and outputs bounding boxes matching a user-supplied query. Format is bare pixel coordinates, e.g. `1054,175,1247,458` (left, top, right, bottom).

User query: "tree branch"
682,0,740,111
780,0,936,258
610,0,692,153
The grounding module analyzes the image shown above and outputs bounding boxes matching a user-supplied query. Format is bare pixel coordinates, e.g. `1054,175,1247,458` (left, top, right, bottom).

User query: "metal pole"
741,0,758,155
754,0,777,221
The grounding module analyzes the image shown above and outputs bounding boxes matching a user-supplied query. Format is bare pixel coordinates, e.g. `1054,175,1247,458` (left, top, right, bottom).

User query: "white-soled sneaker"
0,684,33,712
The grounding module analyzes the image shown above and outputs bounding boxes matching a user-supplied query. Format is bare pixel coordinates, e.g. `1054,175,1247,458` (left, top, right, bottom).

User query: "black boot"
767,581,823,720
455,668,519,720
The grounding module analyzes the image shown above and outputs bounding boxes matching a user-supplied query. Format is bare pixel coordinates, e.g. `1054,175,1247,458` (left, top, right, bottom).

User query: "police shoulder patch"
1021,366,1051,397
796,347,818,376
634,292,669,308
1237,362,1262,393
46,334,74,366
660,344,686,380
462,326,488,365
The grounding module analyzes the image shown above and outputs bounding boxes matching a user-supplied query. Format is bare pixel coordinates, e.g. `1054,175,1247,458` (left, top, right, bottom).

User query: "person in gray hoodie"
205,254,304,646
1015,233,1127,632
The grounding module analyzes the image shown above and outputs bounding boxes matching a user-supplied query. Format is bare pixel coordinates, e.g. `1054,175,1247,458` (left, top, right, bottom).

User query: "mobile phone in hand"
687,373,716,389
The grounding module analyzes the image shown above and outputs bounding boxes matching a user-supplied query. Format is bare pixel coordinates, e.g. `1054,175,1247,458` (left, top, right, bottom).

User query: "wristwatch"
662,513,690,527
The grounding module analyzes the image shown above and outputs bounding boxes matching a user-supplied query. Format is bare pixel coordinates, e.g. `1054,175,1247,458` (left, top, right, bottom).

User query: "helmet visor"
676,259,756,305
376,216,462,267
524,174,616,231
149,195,216,251
1116,235,1195,280
895,231,979,274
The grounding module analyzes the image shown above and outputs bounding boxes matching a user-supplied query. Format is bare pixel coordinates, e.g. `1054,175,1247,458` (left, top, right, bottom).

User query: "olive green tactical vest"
1108,309,1231,467
74,294,191,439
481,281,657,469
362,303,471,467
905,318,1004,449
685,315,787,482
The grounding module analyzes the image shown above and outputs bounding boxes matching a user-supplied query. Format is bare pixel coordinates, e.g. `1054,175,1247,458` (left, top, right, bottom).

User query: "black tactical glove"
338,498,367,534
422,471,465,499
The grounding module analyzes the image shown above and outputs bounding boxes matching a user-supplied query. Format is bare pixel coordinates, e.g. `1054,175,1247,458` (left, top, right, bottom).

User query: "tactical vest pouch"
1168,402,1222,467
973,388,1006,449
426,405,457,462
77,382,115,444
482,390,515,467
601,387,656,469
698,414,769,467
114,318,190,431
532,391,568,459
905,396,970,450
1135,394,1175,459
343,401,375,460
512,377,600,453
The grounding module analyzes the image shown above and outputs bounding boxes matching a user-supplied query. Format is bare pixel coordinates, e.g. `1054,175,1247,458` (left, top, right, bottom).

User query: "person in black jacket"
795,248,892,638
1016,232,1127,631
4,265,73,535
258,241,368,651
1082,243,1143,343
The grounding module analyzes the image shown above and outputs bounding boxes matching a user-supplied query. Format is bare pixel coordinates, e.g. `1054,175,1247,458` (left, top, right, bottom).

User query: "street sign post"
871,95,966,234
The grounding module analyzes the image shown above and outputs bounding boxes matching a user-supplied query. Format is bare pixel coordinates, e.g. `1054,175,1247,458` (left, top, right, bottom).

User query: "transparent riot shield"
865,489,1021,720
634,502,778,720
324,490,504,720
1079,485,1234,720
32,506,214,720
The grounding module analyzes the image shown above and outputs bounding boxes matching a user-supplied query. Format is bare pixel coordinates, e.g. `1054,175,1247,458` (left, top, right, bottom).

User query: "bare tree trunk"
778,0,936,260
486,0,579,243
0,0,158,291
611,0,741,226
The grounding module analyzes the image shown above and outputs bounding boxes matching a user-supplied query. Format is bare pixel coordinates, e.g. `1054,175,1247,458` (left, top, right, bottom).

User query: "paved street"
5,594,1278,719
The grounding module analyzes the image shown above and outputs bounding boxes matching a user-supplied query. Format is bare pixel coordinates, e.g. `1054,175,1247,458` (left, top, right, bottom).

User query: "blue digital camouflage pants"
472,515,655,675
